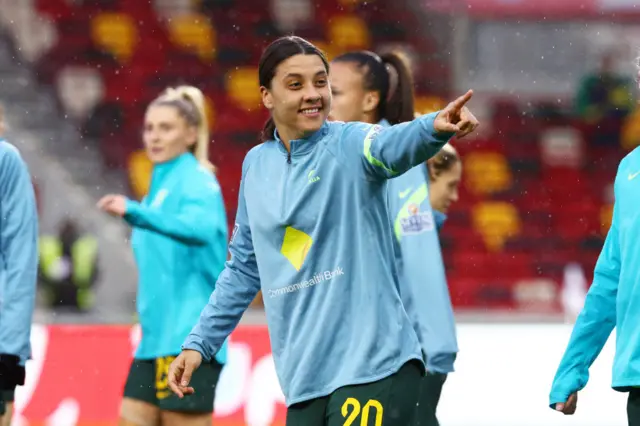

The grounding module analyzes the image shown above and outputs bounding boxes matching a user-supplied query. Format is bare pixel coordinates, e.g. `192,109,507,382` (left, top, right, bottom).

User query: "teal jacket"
183,113,453,405
550,147,640,407
0,139,39,364
386,127,458,374
125,152,228,363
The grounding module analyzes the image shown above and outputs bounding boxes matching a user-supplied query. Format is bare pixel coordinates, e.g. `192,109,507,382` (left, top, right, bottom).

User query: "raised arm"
122,180,226,245
0,145,39,372
549,172,622,410
341,90,478,180
181,162,261,361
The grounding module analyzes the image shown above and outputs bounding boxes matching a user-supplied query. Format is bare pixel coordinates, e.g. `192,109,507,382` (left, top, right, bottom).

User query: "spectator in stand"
575,50,635,145
38,218,99,312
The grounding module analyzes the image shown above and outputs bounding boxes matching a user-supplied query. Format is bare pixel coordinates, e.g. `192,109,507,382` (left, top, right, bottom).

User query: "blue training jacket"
124,152,228,363
183,113,453,405
550,146,640,407
0,139,39,364
384,119,458,374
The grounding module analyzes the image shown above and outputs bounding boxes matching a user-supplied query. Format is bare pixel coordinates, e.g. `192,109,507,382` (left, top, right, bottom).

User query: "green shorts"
123,355,223,413
0,388,15,416
413,372,447,426
286,360,424,426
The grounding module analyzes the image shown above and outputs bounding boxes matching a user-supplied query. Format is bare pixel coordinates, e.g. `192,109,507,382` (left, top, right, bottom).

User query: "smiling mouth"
299,107,322,115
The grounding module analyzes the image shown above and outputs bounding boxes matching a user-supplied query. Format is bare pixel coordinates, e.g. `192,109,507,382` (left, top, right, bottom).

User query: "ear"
261,86,273,110
186,126,198,148
427,161,438,181
362,91,380,114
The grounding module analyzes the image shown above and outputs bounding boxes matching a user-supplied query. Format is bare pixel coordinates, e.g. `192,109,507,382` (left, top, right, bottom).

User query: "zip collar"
274,122,330,159
378,119,391,128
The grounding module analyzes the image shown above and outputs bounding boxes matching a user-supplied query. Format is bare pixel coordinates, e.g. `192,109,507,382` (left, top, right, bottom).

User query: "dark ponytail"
258,36,329,142
262,117,276,142
379,51,414,124
333,50,415,125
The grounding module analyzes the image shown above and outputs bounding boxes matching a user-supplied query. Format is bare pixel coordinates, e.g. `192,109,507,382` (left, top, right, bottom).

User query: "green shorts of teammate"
413,372,447,426
123,355,223,413
0,388,15,416
286,360,424,426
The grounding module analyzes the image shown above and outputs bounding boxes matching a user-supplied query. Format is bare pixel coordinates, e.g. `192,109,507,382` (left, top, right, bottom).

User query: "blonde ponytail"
156,85,215,172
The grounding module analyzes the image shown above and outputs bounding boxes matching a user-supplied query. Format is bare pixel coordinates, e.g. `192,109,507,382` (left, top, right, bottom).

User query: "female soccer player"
0,104,39,426
549,144,640,424
329,50,461,426
97,86,228,426
169,36,478,426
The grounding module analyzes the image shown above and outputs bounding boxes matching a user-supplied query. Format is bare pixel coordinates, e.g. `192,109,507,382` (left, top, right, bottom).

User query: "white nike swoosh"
629,171,640,181
399,188,413,199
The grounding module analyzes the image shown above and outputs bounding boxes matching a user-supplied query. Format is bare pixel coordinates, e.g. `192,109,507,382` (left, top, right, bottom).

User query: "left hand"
434,89,480,139
97,194,127,217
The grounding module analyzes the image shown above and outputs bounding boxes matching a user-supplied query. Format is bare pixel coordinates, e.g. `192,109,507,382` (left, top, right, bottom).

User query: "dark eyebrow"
283,70,328,80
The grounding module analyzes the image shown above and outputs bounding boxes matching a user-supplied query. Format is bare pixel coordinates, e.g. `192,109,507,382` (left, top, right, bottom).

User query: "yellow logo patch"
281,227,313,271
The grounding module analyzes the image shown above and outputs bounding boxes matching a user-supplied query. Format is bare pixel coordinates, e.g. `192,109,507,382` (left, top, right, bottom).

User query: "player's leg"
628,389,640,426
0,389,9,426
327,360,424,425
413,372,447,426
158,357,222,426
286,396,328,426
120,359,160,426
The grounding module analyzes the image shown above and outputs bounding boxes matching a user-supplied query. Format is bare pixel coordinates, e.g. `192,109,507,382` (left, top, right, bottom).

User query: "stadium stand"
2,0,629,312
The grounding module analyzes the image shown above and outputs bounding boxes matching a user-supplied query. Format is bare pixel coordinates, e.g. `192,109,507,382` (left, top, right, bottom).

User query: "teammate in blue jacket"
169,36,478,425
329,50,461,426
0,108,39,425
98,86,228,426
550,146,640,425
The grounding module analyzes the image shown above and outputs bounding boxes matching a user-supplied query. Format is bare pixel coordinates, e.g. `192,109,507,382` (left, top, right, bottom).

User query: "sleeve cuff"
123,199,141,224
422,111,456,142
549,388,573,409
182,337,213,362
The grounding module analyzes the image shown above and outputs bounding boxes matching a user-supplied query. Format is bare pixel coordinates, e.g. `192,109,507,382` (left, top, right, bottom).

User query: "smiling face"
142,104,197,164
260,54,331,142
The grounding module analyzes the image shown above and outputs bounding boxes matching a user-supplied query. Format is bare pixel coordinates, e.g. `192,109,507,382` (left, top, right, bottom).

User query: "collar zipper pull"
287,153,292,164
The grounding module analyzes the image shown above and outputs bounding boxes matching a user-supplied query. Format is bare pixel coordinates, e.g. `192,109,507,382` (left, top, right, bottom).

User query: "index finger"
448,90,473,112
168,364,183,398
96,195,113,209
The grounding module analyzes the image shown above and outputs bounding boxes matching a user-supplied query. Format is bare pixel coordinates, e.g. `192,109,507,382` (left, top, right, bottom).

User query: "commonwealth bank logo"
280,226,313,271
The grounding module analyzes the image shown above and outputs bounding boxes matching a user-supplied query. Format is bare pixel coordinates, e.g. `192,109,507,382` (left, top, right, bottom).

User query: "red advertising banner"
11,325,287,426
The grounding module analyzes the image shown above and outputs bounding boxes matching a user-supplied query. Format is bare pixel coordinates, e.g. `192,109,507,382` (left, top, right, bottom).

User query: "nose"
450,190,459,203
303,86,322,104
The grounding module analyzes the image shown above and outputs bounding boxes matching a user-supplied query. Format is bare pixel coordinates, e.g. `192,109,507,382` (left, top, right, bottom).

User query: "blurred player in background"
0,104,39,426
168,36,478,425
421,143,462,425
549,64,640,423
329,50,460,426
97,86,228,426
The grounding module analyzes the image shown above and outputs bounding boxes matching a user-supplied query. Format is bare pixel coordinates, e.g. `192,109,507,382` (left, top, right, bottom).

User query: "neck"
275,126,306,153
362,111,379,125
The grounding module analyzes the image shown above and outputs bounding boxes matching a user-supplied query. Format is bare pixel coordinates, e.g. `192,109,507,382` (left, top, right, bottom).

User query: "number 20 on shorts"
342,397,383,426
